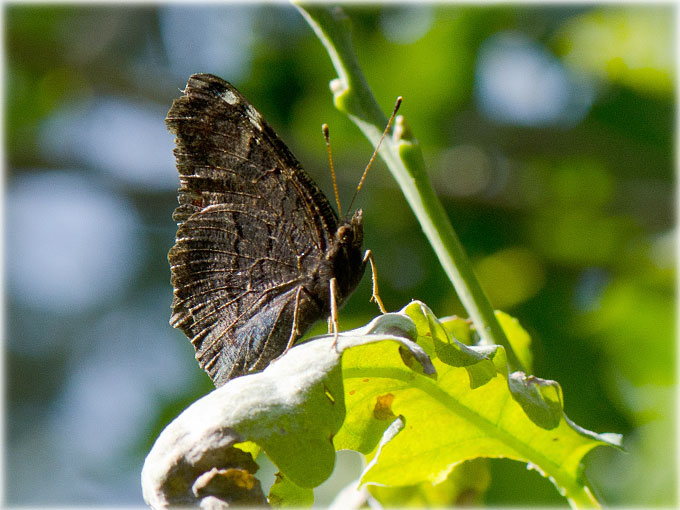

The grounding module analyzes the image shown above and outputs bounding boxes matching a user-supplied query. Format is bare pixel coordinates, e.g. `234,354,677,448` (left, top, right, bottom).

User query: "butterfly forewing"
166,74,338,238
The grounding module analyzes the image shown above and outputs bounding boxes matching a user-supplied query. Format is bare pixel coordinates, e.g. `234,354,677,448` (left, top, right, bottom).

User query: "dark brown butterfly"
166,74,367,386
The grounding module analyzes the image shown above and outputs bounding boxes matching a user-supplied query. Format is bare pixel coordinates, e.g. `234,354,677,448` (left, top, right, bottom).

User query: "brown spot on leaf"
373,393,396,420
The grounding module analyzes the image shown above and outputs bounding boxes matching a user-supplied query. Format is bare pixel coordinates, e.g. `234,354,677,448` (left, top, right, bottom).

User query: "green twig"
294,3,524,372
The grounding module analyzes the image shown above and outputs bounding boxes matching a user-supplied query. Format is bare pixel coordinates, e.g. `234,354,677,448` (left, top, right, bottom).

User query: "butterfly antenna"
322,123,343,218
347,96,403,212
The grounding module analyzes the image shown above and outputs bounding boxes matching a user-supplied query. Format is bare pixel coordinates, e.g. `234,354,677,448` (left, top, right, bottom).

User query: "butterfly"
166,74,371,386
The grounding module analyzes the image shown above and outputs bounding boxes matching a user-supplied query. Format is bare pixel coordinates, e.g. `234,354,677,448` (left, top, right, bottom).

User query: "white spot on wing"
246,104,263,131
219,89,239,105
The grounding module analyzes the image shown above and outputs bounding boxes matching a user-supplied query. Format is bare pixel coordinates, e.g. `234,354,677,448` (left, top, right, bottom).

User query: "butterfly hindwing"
169,196,330,385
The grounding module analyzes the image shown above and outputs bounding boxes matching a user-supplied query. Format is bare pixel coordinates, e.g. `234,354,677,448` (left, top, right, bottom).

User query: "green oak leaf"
440,315,474,345
495,309,534,372
144,301,620,508
268,473,314,507
368,458,491,507
335,301,621,507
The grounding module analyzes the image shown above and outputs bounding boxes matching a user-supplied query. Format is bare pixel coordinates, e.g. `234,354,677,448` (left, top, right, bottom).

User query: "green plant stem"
294,3,524,372
566,486,601,510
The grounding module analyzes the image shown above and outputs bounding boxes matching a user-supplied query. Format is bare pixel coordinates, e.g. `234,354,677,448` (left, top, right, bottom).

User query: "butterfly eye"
336,225,351,242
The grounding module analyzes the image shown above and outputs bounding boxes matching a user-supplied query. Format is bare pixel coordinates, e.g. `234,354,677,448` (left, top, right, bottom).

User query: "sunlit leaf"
335,301,621,506
495,309,533,372
268,473,314,507
368,458,491,507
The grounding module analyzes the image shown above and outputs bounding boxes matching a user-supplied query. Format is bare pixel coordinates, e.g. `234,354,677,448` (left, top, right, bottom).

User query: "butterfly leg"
329,277,340,351
363,250,387,313
281,285,303,357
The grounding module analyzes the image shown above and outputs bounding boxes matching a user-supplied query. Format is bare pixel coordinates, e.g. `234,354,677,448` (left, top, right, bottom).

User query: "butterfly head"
330,209,366,299
336,209,363,249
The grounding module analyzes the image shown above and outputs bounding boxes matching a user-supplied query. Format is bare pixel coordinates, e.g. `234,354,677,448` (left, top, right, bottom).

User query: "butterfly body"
167,74,365,386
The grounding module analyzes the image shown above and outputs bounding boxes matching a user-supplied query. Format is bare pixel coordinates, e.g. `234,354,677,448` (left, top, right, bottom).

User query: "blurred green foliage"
5,3,674,507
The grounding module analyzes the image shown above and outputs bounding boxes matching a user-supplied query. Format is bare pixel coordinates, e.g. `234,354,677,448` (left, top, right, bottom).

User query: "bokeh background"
4,3,675,507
